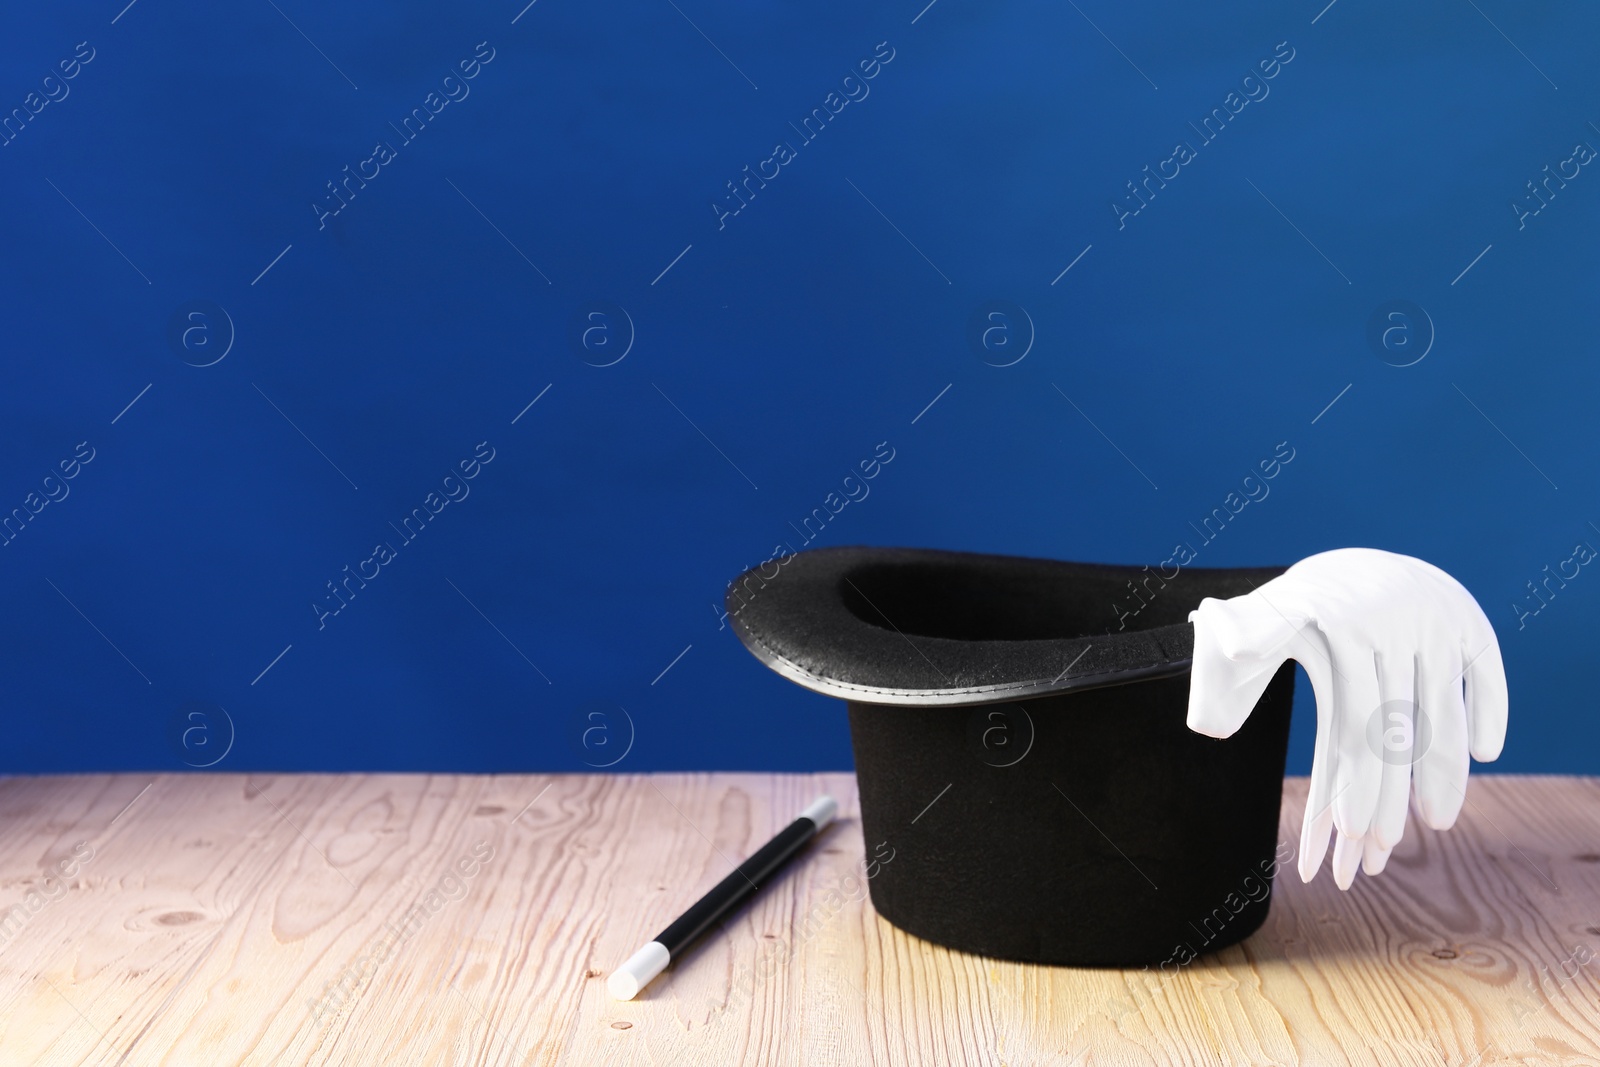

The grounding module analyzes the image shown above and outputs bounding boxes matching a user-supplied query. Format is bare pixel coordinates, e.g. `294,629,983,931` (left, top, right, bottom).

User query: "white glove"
1185,548,1508,889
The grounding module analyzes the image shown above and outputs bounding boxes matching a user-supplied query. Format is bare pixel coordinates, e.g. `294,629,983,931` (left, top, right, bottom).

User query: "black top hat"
728,545,1297,967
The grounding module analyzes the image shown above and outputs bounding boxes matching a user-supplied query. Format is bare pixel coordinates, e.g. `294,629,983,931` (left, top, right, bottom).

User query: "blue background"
2,0,1595,775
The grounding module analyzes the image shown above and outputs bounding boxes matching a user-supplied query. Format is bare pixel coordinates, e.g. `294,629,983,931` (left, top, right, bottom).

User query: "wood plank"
0,774,1595,1065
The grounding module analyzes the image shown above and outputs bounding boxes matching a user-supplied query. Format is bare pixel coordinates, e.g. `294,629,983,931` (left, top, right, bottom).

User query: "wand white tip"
608,941,670,1001
800,795,838,831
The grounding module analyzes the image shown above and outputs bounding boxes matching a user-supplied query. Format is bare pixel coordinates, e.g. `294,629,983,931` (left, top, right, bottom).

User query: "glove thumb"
1186,593,1303,738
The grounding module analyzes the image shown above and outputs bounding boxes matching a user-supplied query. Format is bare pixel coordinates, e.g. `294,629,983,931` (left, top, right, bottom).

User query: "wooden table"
1,774,1596,1065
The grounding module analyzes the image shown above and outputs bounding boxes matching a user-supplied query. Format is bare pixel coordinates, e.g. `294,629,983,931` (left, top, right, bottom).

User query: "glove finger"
1296,627,1339,884
1462,613,1508,762
1413,645,1469,831
1361,836,1393,876
1329,634,1383,841
1369,650,1417,850
1331,830,1363,890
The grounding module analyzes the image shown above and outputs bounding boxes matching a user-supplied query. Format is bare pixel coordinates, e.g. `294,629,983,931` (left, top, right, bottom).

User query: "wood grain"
0,774,1596,1066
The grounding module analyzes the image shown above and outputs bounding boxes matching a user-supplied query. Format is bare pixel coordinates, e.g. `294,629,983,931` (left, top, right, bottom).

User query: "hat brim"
726,546,1286,707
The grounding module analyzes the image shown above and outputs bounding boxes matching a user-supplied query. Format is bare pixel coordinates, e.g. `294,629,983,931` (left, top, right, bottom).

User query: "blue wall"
2,1,1595,775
